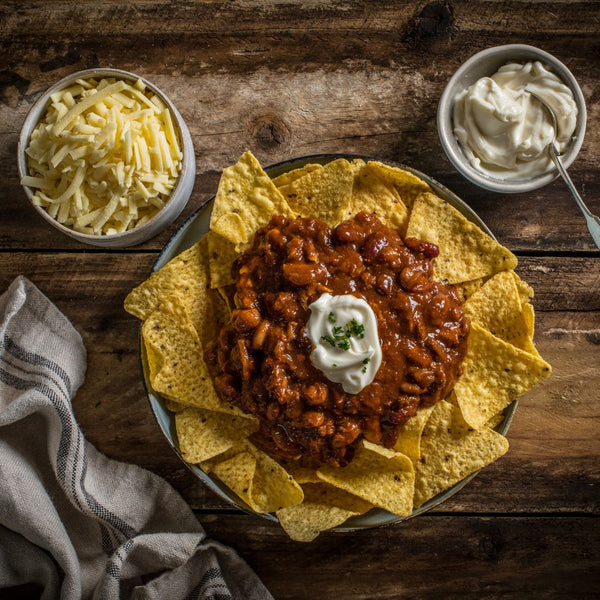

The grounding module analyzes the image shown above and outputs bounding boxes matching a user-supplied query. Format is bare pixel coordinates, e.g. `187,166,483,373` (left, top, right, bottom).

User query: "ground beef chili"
206,212,470,467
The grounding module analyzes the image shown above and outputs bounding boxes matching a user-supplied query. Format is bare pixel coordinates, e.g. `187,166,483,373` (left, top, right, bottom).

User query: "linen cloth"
0,276,273,600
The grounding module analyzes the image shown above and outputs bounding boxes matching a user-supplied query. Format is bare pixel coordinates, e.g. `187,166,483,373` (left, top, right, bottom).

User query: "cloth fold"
0,275,272,600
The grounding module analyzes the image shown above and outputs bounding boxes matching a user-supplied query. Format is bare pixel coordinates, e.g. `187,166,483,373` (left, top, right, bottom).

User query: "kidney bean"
375,273,393,295
390,290,412,312
399,263,429,291
267,228,286,249
269,292,301,321
283,263,327,286
408,366,436,389
399,381,423,395
363,232,388,260
388,401,419,425
335,220,365,243
426,293,451,326
231,308,261,332
301,411,325,428
302,382,328,406
404,237,440,259
331,418,361,448
284,395,304,419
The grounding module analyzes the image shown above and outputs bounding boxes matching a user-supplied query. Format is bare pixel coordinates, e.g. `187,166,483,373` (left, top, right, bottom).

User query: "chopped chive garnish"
320,317,366,352
321,335,336,347
337,339,351,351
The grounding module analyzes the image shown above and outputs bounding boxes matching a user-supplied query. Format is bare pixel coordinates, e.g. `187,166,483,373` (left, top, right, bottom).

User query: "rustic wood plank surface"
1,1,599,598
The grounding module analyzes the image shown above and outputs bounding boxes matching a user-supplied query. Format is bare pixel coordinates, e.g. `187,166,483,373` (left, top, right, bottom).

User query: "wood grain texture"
1,2,599,596
1,2,599,253
198,514,600,600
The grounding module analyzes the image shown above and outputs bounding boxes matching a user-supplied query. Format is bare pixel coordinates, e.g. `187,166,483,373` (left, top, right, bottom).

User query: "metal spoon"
527,89,600,250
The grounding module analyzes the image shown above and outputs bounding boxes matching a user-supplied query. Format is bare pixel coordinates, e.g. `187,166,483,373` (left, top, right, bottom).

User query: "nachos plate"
133,153,544,536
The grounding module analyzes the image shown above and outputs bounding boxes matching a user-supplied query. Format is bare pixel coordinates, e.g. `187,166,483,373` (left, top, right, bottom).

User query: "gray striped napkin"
0,276,273,600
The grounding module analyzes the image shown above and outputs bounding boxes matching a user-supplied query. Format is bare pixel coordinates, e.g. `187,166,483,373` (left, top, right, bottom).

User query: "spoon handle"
550,148,600,250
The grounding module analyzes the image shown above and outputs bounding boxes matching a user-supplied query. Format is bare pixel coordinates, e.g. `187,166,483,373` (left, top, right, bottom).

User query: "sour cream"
305,293,382,394
453,61,578,179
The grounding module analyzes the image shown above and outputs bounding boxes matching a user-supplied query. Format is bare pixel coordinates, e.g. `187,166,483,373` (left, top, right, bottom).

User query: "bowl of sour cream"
437,45,587,193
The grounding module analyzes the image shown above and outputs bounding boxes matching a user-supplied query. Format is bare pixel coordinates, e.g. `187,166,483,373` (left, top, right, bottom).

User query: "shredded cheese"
23,76,183,236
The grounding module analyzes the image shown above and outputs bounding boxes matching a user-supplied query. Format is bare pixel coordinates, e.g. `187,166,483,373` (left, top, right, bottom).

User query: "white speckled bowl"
438,45,587,193
18,68,195,247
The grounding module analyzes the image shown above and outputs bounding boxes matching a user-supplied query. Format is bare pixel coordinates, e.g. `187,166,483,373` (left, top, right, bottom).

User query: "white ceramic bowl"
437,45,587,193
18,68,195,247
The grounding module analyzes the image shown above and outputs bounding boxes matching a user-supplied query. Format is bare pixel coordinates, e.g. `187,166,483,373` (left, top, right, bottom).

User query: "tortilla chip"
452,277,486,303
413,400,509,507
463,271,533,351
216,285,236,313
278,158,355,226
343,161,410,233
272,163,323,188
175,407,258,464
210,151,294,250
276,460,321,484
211,451,256,506
317,440,414,515
124,237,226,347
211,442,304,513
522,302,535,337
366,161,431,208
405,192,518,284
513,271,534,305
453,322,551,428
520,302,540,357
199,444,244,473
210,285,233,327
393,404,435,462
142,297,241,415
207,230,241,289
511,271,538,355
165,399,189,413
300,482,372,513
276,483,372,542
485,413,505,430
276,502,355,542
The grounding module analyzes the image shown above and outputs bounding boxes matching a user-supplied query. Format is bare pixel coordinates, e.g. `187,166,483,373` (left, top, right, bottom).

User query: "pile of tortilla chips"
124,151,551,542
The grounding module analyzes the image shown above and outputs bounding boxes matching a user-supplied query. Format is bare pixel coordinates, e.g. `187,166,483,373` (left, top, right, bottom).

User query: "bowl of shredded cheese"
18,68,195,247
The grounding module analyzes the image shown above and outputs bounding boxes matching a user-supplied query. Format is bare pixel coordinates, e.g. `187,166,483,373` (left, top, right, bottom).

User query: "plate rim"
140,153,518,531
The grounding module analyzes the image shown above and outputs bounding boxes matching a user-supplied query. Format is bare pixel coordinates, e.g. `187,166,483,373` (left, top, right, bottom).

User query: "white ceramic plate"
140,154,517,530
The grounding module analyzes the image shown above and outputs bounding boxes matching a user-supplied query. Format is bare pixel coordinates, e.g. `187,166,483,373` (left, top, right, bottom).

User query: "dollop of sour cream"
453,61,578,179
305,293,382,394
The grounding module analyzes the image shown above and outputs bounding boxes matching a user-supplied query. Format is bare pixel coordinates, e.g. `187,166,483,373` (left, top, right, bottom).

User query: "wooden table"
2,2,599,598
